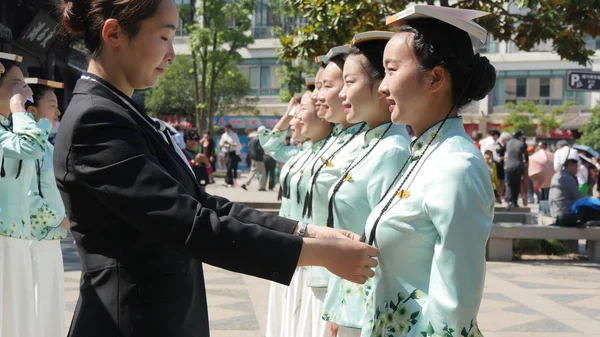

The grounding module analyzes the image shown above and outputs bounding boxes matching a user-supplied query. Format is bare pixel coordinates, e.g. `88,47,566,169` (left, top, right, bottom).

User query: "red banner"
463,123,480,135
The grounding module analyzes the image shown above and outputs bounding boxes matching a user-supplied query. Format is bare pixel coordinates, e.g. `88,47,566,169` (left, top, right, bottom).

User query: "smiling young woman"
54,1,379,336
361,6,497,337
321,32,412,337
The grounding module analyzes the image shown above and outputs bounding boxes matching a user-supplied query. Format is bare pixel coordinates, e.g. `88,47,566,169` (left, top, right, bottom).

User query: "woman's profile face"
320,61,345,124
379,33,428,126
299,91,321,139
115,0,178,90
312,68,325,118
340,55,382,124
32,90,61,129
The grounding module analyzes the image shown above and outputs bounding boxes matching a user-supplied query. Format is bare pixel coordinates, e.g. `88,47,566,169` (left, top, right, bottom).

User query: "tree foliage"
502,100,573,137
277,0,600,65
579,104,600,151
145,56,196,118
187,0,256,129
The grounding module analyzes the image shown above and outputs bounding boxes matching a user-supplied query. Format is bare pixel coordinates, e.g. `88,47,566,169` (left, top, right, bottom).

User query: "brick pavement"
61,177,600,336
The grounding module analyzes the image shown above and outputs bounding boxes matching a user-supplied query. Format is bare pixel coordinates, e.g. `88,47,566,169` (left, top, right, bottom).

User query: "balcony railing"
253,27,273,39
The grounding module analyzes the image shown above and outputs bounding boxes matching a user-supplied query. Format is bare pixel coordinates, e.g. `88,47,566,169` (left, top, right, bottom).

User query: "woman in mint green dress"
299,46,369,337
0,59,53,337
321,32,411,337
361,7,497,337
25,81,70,337
261,90,316,337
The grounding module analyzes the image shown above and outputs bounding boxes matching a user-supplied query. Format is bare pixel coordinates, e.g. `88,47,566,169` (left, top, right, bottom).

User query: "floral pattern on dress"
371,289,422,337
30,203,67,240
420,319,483,337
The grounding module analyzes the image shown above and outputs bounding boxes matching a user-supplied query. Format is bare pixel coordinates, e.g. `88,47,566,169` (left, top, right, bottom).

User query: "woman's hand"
59,217,71,231
298,237,378,285
273,97,299,132
10,82,32,113
329,323,339,337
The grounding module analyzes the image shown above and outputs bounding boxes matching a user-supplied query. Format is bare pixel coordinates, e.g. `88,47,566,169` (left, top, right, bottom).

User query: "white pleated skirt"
0,236,37,337
297,282,328,337
266,267,305,337
30,239,65,337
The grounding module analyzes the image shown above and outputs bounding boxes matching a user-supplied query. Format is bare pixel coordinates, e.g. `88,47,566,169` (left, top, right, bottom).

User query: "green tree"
579,104,600,151
502,100,573,137
277,0,600,65
145,56,255,122
145,56,196,118
188,0,256,130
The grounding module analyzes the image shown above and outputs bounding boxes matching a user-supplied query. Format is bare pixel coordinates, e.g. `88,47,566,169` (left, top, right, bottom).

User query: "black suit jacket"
54,74,302,337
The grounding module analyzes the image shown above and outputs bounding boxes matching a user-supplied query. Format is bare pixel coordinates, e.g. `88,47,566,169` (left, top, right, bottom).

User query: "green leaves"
579,103,600,152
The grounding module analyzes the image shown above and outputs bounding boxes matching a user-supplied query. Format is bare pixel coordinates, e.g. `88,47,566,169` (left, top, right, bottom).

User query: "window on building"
240,58,281,96
253,0,275,38
494,70,588,108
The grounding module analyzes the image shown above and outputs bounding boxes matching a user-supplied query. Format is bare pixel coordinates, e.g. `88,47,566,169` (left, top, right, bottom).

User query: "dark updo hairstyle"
397,18,496,108
0,60,19,86
327,54,347,73
24,85,55,110
60,0,163,59
348,39,388,83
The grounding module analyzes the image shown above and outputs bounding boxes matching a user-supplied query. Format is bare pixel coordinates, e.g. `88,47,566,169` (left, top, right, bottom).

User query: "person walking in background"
485,150,500,201
219,124,240,187
242,127,267,191
264,154,277,191
200,130,216,184
504,130,528,210
495,131,510,203
471,130,483,149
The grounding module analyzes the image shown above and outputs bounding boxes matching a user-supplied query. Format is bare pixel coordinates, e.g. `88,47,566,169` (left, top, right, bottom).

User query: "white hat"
567,148,579,161
386,5,490,42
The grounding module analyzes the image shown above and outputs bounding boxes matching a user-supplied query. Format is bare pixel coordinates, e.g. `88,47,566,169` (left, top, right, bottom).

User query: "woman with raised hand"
0,57,53,337
361,5,496,337
321,31,411,337
25,79,70,337
54,1,378,336
263,81,316,337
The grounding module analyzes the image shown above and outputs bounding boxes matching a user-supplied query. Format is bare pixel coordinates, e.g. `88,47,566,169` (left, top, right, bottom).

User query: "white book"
0,52,23,62
351,31,394,46
323,45,351,64
25,78,65,89
386,5,490,42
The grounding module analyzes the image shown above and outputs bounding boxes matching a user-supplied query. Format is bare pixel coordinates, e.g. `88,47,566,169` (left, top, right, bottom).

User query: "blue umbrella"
573,144,599,158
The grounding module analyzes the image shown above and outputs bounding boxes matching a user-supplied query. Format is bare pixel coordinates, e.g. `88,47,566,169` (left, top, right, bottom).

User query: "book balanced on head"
386,5,490,42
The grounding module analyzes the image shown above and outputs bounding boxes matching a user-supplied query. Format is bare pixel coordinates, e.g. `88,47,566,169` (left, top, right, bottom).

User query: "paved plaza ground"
60,176,600,336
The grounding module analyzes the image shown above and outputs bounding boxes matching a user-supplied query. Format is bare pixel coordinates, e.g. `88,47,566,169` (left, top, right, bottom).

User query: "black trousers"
225,151,238,185
505,168,523,206
264,157,277,190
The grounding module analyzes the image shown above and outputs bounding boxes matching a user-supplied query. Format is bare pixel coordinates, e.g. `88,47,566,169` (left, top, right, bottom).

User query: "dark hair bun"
466,54,496,101
61,0,87,35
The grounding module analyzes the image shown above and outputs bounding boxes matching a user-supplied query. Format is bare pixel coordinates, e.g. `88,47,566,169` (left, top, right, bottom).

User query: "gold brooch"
299,170,304,174
325,161,334,167
396,190,410,199
344,173,352,181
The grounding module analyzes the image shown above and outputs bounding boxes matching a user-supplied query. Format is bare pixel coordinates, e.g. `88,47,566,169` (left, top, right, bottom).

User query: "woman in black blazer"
55,1,378,337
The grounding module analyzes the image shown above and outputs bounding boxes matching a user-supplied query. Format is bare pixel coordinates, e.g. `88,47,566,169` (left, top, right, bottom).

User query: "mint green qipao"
0,112,52,239
303,122,367,288
322,122,411,329
362,117,494,337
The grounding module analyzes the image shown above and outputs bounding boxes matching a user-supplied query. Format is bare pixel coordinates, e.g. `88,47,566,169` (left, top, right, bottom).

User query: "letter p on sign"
570,73,581,87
